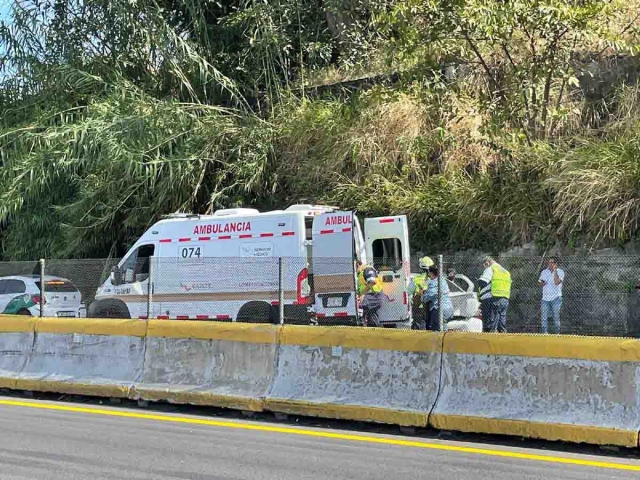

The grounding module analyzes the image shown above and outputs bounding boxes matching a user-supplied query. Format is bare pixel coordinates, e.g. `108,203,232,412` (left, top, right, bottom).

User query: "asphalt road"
0,396,638,480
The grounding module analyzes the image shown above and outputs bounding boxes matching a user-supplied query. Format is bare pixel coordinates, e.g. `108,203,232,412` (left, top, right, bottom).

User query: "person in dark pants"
409,256,434,330
478,256,511,333
357,263,384,327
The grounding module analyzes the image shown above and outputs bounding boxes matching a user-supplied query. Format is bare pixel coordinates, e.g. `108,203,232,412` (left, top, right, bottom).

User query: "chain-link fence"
0,255,637,338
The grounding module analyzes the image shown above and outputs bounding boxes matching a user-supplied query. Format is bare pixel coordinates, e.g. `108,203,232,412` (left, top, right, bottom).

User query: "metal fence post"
146,258,154,320
278,258,285,325
438,254,444,332
39,258,45,318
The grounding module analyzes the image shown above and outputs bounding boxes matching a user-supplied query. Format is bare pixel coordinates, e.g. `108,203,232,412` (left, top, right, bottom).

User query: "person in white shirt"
538,256,565,334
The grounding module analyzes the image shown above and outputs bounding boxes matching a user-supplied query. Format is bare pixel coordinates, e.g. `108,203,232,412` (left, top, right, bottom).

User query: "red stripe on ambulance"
379,218,395,223
239,234,252,239
320,229,333,235
159,239,172,243
282,232,295,236
178,238,190,242
218,235,231,240
261,233,274,238
198,236,211,241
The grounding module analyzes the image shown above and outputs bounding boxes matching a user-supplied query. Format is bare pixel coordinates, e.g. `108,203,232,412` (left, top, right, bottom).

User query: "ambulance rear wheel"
237,302,275,324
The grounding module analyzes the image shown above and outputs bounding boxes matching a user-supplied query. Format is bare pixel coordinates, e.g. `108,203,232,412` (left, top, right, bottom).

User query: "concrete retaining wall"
0,316,36,389
265,326,442,426
0,314,639,447
130,321,278,412
429,333,640,447
15,318,147,398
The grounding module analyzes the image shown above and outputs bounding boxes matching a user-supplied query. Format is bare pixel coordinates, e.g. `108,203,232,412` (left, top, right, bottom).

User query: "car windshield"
35,280,78,293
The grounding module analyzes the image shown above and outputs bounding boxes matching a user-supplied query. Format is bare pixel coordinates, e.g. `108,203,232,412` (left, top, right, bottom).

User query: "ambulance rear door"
364,215,411,325
311,211,357,322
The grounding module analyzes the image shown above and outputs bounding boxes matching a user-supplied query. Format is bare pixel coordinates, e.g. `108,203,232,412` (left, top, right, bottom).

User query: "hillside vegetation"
1,0,639,259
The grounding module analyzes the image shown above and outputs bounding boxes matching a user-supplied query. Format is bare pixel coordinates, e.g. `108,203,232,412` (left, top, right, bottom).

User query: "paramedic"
422,266,453,331
478,256,512,333
357,263,384,327
408,256,434,330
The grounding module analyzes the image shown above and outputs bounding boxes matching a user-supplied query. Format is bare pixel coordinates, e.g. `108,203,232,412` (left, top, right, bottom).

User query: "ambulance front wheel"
88,299,131,319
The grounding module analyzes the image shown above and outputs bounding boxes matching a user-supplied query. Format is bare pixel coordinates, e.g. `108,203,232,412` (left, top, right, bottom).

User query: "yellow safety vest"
412,273,428,306
358,267,383,295
491,263,512,299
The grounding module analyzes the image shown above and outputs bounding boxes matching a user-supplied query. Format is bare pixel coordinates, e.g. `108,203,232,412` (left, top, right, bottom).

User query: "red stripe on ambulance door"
178,238,191,243
379,218,395,223
218,236,231,240
261,233,274,238
198,236,211,241
342,227,352,233
320,229,333,235
239,234,252,239
159,239,172,243
282,232,295,236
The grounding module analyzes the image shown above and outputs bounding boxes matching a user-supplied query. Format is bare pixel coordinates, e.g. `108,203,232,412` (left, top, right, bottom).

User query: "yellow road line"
0,399,638,473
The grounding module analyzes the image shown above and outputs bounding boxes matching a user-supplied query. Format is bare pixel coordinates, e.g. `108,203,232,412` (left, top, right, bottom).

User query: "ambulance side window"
121,244,155,283
371,238,403,272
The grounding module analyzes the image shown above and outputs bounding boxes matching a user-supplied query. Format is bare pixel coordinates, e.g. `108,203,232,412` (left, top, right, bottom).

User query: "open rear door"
364,215,411,325
311,211,357,322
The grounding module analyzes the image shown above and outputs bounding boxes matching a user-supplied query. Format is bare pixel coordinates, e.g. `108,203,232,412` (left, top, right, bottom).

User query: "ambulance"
88,205,411,327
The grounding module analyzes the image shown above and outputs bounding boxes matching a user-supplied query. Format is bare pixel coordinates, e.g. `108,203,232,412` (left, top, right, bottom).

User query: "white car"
410,272,483,332
0,275,86,318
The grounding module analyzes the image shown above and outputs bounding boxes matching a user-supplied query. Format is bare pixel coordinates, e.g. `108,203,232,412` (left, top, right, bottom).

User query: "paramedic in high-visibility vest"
357,262,384,327
408,256,434,330
478,256,512,333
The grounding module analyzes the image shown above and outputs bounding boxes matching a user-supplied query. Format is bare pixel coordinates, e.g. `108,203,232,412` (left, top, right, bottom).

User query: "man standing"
478,256,511,333
408,256,434,330
357,263,384,327
538,256,565,334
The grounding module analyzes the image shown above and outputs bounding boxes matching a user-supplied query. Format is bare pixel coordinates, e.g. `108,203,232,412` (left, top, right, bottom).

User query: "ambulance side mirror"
124,268,134,284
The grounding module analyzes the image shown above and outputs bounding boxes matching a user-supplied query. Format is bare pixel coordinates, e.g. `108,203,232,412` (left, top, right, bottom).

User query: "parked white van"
89,205,412,327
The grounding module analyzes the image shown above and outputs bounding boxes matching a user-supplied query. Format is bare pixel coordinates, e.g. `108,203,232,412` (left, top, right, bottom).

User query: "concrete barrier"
15,318,147,397
130,320,278,412
265,326,442,427
0,316,36,389
429,333,640,447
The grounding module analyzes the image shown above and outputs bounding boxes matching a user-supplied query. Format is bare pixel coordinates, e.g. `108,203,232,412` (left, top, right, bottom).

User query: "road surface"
0,395,638,479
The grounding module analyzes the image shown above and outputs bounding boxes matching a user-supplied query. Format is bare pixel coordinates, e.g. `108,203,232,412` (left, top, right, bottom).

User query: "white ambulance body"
89,205,411,326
